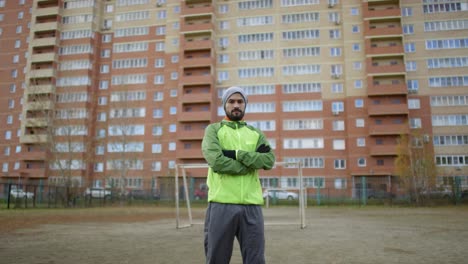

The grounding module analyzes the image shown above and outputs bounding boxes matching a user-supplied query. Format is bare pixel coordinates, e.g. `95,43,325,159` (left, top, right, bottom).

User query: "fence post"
316,184,321,206
454,176,461,205
7,183,11,209
361,177,367,206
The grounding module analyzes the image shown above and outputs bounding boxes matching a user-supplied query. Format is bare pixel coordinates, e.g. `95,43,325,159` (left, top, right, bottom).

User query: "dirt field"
1,205,467,264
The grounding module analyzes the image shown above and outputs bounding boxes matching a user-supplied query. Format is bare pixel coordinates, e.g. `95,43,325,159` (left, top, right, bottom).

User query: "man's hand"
256,144,271,153
222,150,236,160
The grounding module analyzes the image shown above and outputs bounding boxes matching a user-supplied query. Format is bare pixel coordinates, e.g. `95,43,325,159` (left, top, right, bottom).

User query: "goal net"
174,161,306,229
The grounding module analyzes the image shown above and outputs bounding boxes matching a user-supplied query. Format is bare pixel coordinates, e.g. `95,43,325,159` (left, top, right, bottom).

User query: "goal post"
175,161,306,229
174,163,208,229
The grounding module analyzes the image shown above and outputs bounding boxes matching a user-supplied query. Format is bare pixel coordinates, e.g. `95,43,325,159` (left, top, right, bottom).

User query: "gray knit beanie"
222,86,248,110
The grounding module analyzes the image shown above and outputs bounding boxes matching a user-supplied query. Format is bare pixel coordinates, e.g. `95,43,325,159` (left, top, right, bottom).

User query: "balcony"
366,25,402,37
178,111,211,122
182,4,214,16
351,165,396,176
31,53,57,63
31,37,58,48
30,68,55,78
182,56,215,68
20,134,48,144
180,21,214,33
21,151,47,161
28,84,55,94
178,129,205,140
33,22,59,32
181,93,212,104
365,40,404,56
363,6,401,19
180,74,213,85
369,124,409,136
183,38,213,50
177,148,204,159
368,83,407,96
35,6,59,17
369,145,398,156
368,104,408,116
20,168,47,178
367,62,406,75
24,118,49,127
24,100,54,111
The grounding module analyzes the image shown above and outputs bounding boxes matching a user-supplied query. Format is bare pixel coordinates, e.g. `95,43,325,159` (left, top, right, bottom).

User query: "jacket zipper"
235,123,244,201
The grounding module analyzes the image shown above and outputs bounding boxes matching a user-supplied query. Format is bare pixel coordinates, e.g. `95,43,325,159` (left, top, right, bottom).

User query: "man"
202,86,275,264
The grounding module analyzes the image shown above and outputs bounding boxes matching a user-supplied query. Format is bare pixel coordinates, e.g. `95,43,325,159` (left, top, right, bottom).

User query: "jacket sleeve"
236,129,275,170
202,124,253,175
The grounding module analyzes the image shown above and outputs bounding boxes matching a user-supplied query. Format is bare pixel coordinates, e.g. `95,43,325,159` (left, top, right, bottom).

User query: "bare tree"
24,85,94,206
395,132,436,205
104,89,146,203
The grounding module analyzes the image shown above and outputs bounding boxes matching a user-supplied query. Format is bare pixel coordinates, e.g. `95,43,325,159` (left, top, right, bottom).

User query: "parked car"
128,189,160,200
194,188,207,200
84,188,111,199
421,187,452,199
461,190,468,198
263,190,298,200
10,188,34,199
356,189,395,199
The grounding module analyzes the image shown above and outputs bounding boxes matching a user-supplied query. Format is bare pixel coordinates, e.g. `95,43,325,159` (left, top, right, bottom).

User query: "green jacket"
202,120,275,205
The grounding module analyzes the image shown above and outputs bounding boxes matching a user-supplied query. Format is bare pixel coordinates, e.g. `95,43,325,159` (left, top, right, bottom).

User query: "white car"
263,190,298,200
10,189,34,199
84,188,112,199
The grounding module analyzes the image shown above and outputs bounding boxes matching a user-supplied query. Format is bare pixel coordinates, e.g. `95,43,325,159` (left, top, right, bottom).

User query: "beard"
226,109,244,121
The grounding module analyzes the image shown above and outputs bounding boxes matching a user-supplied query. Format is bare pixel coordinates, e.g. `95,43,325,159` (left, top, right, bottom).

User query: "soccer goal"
175,161,306,229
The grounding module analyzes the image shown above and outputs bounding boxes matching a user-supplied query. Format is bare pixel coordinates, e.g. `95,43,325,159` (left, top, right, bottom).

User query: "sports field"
1,206,467,264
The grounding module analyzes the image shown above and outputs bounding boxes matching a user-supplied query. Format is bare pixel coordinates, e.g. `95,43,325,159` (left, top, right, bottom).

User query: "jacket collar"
221,119,246,129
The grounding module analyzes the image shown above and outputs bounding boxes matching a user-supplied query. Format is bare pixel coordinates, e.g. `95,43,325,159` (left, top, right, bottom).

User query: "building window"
330,47,342,57
331,83,343,93
354,80,363,89
153,109,163,118
358,158,366,167
329,29,341,39
153,92,163,101
406,61,417,71
334,159,346,169
333,139,345,150
169,124,176,133
219,4,228,13
410,118,422,129
332,120,345,131
352,43,361,51
405,43,416,53
356,119,365,128
355,99,364,108
408,99,421,109
352,25,359,33
99,80,109,90
402,7,413,17
403,25,414,35
357,137,366,147
168,142,176,151
152,161,161,171
152,144,162,153
332,102,344,112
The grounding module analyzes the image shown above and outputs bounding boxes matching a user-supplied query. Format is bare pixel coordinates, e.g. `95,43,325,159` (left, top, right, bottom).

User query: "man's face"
225,93,246,121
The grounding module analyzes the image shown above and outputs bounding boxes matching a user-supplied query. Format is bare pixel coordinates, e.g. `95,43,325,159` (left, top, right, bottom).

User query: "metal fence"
1,176,467,209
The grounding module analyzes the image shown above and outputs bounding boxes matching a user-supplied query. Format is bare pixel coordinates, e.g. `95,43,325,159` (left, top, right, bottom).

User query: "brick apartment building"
0,0,466,197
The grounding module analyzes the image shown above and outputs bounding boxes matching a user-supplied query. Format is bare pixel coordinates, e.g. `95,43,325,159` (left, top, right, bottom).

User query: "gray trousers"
204,202,265,264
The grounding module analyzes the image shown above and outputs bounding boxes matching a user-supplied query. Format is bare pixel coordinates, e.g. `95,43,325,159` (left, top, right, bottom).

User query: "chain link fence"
1,175,467,209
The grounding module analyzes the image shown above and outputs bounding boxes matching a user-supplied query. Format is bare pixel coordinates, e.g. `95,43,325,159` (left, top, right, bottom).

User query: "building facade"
0,0,467,196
